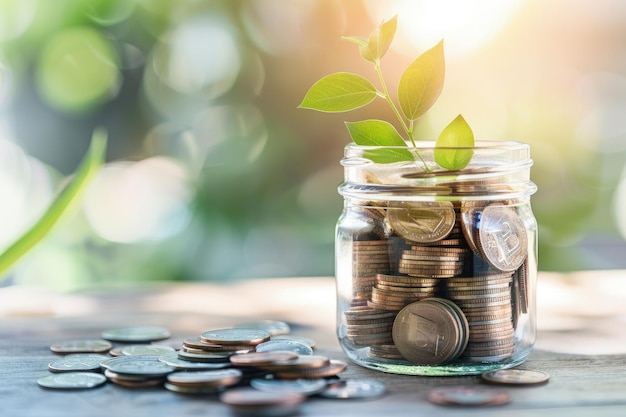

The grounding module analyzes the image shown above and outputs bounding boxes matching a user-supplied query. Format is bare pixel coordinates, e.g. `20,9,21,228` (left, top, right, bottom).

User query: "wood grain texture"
2,274,626,416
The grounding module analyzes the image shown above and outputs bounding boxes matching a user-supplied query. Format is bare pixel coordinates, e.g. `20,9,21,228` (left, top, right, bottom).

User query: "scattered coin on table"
37,372,107,390
427,386,511,407
50,339,112,354
36,320,552,411
48,354,109,373
320,379,386,399
220,387,306,417
101,326,171,343
255,339,314,355
250,377,328,396
481,368,550,385
233,320,291,336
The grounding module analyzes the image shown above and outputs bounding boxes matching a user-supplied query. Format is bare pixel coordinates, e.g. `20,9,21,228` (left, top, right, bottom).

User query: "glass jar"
335,141,538,375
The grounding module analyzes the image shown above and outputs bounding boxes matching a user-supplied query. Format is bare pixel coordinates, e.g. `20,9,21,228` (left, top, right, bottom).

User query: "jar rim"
344,140,529,151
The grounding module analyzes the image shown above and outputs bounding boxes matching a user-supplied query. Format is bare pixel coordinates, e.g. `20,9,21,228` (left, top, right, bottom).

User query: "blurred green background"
0,0,625,290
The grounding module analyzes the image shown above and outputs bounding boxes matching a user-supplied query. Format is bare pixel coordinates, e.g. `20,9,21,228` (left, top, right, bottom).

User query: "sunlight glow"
364,0,524,58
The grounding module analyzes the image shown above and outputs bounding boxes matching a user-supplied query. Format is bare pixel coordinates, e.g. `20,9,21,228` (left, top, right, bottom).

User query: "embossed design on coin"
388,201,456,243
48,354,109,373
481,369,549,385
477,205,528,271
37,372,107,390
392,298,468,365
201,328,271,346
255,340,313,355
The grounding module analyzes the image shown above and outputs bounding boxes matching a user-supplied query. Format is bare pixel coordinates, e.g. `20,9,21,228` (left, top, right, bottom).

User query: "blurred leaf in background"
0,0,625,290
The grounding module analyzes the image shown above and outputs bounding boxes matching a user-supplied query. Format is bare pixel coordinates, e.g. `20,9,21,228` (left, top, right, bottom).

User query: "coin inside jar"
477,205,528,271
387,201,456,243
392,298,469,365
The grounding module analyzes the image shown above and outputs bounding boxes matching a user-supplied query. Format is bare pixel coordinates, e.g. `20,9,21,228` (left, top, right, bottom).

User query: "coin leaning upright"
387,201,456,243
392,298,468,365
477,205,528,271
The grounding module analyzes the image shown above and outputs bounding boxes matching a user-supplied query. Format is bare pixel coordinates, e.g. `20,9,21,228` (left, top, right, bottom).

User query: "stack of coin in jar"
344,197,529,365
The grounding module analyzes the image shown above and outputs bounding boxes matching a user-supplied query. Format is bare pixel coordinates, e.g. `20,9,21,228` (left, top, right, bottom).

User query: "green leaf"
341,36,368,48
298,72,377,113
346,119,413,163
359,15,398,63
434,114,474,170
0,129,107,279
398,40,445,120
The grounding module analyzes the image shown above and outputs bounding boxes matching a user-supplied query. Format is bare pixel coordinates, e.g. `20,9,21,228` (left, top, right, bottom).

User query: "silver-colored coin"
320,379,386,399
481,369,550,385
167,369,242,387
121,344,176,356
271,335,316,349
48,354,109,373
201,328,271,346
158,353,232,370
477,206,528,272
50,339,112,354
100,355,159,370
37,372,107,390
250,378,328,396
255,340,313,355
101,326,171,343
234,320,291,336
108,357,175,376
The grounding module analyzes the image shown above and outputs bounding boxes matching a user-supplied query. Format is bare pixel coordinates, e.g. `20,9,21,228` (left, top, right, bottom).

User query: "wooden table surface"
2,270,626,416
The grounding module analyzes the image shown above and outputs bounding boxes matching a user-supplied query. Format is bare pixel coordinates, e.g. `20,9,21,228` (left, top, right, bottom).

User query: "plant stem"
375,61,430,171
375,62,413,146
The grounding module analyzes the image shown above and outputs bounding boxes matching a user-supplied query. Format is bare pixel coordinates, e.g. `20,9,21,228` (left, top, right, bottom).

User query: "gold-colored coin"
387,201,456,243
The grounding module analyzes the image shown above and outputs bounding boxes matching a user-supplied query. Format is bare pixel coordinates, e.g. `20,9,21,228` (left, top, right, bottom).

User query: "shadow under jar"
335,141,538,375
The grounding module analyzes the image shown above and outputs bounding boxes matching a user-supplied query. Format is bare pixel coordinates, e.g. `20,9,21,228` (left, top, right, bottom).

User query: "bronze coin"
392,298,467,365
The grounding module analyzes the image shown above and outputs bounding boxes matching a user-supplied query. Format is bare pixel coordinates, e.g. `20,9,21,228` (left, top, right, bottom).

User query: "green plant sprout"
299,15,474,171
0,129,107,281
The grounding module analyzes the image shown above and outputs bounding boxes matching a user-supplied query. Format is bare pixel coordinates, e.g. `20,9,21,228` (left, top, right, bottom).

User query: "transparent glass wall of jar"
335,142,538,375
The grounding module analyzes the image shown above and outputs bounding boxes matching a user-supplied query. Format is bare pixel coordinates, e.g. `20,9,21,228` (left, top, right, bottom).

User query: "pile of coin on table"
38,322,387,415
344,199,531,364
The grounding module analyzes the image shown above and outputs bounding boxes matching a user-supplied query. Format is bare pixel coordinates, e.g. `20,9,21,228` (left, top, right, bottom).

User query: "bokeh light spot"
0,139,54,251
0,0,37,42
152,16,240,97
84,158,191,243
36,26,120,112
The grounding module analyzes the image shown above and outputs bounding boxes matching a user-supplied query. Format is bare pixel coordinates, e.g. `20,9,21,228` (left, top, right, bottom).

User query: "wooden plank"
2,316,626,416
